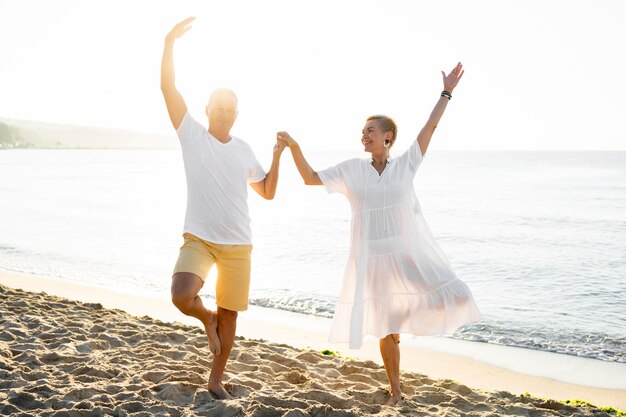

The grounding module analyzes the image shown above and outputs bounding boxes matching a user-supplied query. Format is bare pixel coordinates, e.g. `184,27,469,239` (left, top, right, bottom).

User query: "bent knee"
171,290,194,312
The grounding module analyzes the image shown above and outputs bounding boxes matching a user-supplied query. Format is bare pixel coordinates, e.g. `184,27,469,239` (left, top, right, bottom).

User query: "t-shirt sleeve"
398,140,424,173
176,112,204,147
318,160,351,195
247,151,267,184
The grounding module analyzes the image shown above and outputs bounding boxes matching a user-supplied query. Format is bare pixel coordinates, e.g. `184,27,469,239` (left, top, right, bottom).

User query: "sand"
1,282,624,417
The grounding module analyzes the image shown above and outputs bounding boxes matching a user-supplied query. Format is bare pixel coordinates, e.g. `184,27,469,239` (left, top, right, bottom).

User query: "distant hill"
0,118,177,149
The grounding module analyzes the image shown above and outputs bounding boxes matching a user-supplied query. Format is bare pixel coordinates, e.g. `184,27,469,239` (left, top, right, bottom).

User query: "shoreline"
1,268,625,410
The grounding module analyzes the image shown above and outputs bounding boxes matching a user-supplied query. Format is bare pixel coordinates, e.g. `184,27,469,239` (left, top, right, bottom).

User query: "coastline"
1,268,625,411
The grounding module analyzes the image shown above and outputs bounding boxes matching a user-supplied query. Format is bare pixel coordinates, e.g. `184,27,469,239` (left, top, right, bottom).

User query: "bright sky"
1,0,625,151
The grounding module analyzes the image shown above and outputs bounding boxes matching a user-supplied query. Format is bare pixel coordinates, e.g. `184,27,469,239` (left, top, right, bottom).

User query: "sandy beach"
1,271,625,416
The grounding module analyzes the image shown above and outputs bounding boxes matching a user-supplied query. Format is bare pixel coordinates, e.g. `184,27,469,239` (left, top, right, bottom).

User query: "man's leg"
171,272,221,356
207,244,252,399
208,307,238,399
380,333,401,405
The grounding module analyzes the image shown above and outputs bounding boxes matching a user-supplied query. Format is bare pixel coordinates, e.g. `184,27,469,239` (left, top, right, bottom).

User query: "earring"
384,140,390,148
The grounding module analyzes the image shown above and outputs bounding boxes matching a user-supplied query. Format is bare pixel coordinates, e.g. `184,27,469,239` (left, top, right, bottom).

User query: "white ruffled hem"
328,278,481,349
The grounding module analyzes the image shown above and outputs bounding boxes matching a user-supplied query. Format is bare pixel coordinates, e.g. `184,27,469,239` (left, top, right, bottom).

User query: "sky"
1,0,625,152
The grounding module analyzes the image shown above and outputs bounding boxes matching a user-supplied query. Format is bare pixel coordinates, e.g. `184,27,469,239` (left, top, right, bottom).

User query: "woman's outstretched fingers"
442,62,464,91
455,62,464,80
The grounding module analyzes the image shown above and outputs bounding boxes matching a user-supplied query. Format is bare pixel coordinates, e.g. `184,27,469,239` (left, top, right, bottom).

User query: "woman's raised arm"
416,62,464,155
277,132,322,186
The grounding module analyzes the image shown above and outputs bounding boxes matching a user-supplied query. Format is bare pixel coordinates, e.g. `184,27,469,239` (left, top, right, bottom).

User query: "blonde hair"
366,115,397,147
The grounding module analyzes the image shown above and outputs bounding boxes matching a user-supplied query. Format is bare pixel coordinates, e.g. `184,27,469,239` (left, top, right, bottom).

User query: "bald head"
205,88,239,138
208,88,238,108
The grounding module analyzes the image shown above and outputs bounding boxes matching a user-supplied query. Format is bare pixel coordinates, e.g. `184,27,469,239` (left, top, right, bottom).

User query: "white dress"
318,140,481,348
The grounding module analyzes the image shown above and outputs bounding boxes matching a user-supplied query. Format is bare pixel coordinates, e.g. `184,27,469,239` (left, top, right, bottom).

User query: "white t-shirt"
176,112,266,244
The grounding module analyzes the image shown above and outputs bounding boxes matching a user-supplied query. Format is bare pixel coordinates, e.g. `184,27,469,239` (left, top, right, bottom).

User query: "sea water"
1,149,625,362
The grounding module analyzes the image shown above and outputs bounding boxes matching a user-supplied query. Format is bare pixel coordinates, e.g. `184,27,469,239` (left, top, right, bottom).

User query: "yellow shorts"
173,233,253,311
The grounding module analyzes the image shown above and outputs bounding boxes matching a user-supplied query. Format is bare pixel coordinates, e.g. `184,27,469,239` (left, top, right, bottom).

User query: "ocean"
1,148,625,363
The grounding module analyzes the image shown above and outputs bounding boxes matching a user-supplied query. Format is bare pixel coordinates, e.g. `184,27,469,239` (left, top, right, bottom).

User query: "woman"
277,63,480,406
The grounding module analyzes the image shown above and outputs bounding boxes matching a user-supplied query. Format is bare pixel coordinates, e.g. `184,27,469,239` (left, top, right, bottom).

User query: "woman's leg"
379,333,401,405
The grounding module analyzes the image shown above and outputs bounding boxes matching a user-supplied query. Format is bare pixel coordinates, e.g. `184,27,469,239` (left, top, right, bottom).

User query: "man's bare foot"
384,392,402,406
208,382,234,400
202,309,221,356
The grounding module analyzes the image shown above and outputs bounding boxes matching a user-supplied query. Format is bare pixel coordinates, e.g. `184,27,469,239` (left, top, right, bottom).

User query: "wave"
244,294,626,363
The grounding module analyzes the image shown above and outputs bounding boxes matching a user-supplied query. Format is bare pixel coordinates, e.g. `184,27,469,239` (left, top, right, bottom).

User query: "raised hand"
276,131,297,148
273,139,286,156
166,16,195,42
161,17,195,129
441,62,464,92
276,132,321,185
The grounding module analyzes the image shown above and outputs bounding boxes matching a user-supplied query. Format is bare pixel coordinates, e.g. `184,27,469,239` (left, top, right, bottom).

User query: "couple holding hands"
161,17,480,405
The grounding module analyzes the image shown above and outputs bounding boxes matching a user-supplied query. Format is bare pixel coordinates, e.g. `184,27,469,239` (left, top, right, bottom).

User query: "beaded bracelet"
441,90,452,100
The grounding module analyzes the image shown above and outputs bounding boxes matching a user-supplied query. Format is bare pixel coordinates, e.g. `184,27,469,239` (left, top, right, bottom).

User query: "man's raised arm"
161,17,195,129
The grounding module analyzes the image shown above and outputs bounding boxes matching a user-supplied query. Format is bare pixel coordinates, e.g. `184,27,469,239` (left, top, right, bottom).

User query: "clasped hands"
273,131,297,155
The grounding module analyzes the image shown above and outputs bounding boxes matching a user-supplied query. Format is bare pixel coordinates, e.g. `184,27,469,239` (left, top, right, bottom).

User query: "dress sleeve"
318,160,352,195
397,140,424,173
176,112,204,148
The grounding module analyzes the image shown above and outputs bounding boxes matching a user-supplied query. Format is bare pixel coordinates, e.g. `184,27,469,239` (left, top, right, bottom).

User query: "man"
160,17,284,400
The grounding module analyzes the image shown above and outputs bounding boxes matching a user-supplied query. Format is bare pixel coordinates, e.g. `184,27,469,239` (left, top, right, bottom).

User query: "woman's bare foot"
208,382,234,400
202,309,221,356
